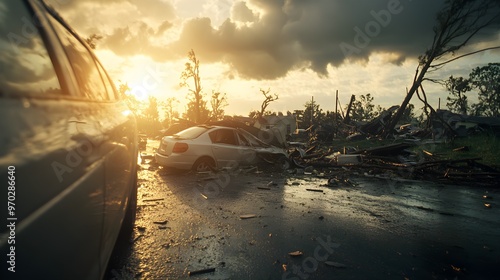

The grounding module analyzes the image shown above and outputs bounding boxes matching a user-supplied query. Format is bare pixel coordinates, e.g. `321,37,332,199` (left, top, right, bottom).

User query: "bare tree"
210,90,228,121
258,88,279,118
382,0,500,137
180,49,204,123
162,97,179,127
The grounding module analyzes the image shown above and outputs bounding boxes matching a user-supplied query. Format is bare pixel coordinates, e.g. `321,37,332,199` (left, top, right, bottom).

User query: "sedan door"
209,128,244,169
236,131,260,166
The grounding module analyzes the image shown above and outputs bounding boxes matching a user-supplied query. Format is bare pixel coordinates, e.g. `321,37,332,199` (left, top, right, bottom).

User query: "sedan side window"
237,132,251,146
210,129,237,145
48,16,109,101
0,1,61,97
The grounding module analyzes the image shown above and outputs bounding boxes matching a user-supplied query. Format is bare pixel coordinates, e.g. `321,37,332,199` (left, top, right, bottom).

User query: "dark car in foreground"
0,1,138,279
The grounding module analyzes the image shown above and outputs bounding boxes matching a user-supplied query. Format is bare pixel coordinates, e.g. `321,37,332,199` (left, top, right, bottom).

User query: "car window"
237,132,251,146
210,129,237,145
238,129,268,147
47,16,108,101
0,1,62,97
96,60,118,100
175,126,209,139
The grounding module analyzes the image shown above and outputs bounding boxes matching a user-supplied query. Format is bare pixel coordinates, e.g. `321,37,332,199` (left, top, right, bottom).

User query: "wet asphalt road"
107,143,500,280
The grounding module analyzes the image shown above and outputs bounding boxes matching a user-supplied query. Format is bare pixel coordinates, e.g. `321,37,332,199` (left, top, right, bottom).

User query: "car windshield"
173,126,209,139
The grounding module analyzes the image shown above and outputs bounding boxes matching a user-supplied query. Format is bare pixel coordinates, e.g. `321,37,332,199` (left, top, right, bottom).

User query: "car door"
0,1,105,279
236,131,259,166
94,60,137,270
209,128,243,168
44,5,138,277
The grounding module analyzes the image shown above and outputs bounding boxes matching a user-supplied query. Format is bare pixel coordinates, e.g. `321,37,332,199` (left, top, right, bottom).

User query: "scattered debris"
188,267,216,276
136,226,146,232
132,234,143,243
306,188,324,193
288,251,303,257
451,264,463,273
453,146,469,152
324,261,347,268
142,198,164,202
336,154,363,165
141,153,154,160
267,181,278,186
153,220,168,225
240,214,257,219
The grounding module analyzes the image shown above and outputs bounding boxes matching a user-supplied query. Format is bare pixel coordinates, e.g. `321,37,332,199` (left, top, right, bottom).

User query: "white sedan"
155,125,290,172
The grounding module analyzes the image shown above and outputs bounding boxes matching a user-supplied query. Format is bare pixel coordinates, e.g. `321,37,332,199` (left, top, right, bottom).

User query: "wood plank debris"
188,267,215,276
306,188,324,193
240,214,257,219
142,198,164,202
324,261,347,268
288,251,303,257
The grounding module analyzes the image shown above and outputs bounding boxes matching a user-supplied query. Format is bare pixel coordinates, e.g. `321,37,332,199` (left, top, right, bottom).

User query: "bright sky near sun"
47,0,500,117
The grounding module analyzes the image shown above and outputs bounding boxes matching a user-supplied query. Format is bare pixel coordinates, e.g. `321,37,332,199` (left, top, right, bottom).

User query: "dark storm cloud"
88,0,500,79
45,0,176,36
47,0,175,19
165,0,448,79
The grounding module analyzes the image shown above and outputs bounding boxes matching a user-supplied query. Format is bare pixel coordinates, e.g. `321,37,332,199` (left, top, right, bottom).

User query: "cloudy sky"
47,0,500,116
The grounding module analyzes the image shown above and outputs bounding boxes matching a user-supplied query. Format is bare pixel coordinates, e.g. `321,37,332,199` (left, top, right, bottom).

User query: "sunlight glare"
129,85,150,102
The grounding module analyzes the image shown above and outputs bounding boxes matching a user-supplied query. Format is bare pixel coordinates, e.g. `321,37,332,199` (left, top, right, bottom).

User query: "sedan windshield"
174,126,209,139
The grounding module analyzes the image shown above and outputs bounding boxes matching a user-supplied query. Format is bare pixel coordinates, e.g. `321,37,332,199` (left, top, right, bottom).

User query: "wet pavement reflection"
107,141,500,280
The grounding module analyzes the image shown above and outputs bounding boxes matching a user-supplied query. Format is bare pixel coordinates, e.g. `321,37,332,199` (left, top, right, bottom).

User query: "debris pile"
286,140,499,187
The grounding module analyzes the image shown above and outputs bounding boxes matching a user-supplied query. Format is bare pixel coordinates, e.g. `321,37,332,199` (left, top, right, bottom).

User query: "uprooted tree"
382,0,500,137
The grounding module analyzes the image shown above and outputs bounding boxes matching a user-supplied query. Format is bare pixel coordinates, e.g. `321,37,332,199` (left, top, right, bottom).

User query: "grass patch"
411,134,500,168
447,134,500,167
328,133,499,168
